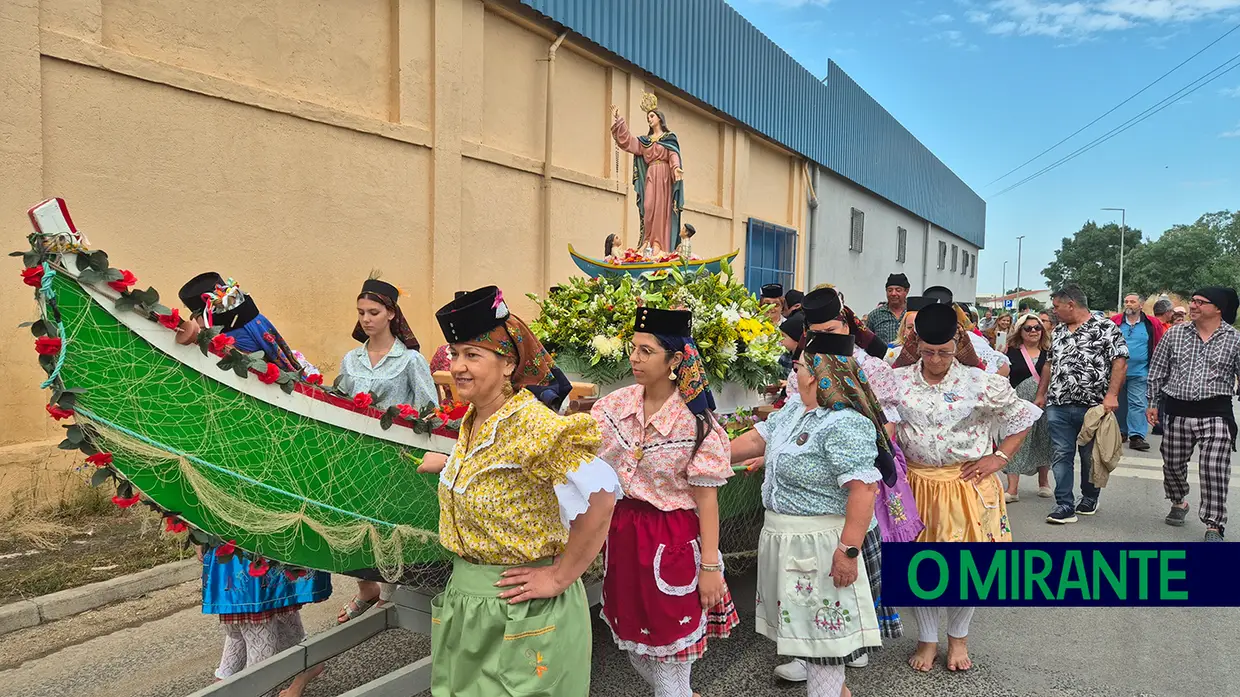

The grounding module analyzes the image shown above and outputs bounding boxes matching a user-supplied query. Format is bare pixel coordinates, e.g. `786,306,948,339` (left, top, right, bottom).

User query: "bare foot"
946,635,972,671
278,664,325,697
841,686,852,697
908,641,937,671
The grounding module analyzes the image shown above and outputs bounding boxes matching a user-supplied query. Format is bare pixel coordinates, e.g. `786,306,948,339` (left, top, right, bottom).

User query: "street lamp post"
1103,207,1126,311
1002,260,1008,308
1015,235,1025,292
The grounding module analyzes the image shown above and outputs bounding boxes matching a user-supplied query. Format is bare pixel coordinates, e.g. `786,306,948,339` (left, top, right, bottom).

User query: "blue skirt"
201,554,332,616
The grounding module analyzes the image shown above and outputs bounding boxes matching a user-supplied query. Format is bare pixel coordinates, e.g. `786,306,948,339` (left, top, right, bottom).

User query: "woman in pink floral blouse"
591,307,740,697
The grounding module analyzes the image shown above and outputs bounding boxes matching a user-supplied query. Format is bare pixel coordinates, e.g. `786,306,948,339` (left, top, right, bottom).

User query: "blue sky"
724,0,1240,295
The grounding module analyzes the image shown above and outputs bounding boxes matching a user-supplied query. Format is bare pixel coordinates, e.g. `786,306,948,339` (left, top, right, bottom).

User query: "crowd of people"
168,266,1237,697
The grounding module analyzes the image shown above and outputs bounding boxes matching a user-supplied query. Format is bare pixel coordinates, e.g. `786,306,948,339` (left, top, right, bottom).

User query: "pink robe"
612,117,681,253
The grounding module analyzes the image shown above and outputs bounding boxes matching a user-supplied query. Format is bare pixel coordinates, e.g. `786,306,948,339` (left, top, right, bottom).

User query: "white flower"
718,339,738,365
591,335,623,358
719,304,742,324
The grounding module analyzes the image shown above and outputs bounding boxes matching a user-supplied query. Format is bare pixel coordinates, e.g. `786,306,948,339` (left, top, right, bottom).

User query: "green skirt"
431,556,591,696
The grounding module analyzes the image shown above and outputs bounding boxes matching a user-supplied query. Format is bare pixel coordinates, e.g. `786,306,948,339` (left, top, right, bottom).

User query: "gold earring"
669,368,677,381
501,380,515,398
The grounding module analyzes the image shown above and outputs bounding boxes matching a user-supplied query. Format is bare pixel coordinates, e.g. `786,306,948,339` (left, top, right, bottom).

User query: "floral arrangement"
719,406,760,441
606,247,700,265
528,261,785,390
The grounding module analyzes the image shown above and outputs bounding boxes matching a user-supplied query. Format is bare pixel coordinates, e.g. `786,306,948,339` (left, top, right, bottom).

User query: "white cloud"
931,13,956,22
1220,86,1240,98
1221,122,1240,138
971,0,1240,38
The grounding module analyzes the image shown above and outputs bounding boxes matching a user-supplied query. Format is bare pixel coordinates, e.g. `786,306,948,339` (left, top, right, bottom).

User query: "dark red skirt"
600,498,740,663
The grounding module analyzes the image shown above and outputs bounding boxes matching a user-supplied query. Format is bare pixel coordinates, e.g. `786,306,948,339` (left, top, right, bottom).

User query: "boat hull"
568,244,739,279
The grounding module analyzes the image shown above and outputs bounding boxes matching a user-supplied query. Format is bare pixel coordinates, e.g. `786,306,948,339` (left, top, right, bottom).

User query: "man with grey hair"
1154,296,1175,326
1110,293,1166,452
1035,285,1128,524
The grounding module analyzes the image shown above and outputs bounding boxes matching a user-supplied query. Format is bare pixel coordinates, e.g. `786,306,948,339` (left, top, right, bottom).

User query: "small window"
951,244,959,272
937,241,947,270
744,218,798,296
962,252,969,276
849,208,865,252
896,226,907,263
971,254,976,278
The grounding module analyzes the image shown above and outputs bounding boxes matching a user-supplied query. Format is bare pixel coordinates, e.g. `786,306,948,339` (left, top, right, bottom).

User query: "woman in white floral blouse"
890,302,1041,674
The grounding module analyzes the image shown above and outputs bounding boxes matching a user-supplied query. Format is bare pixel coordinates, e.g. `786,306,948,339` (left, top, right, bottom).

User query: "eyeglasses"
918,349,956,359
1189,298,1213,307
1022,326,1043,333
628,342,671,363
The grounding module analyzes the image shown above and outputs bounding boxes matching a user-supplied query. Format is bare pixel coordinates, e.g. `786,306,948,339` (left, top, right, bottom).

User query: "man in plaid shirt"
1146,286,1240,542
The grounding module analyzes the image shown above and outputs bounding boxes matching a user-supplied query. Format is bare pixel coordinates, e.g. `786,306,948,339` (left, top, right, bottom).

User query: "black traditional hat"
1194,286,1240,324
179,272,225,315
886,273,911,289
914,303,959,345
178,272,260,330
780,315,805,343
801,287,843,325
904,296,931,312
436,286,509,344
803,331,855,357
923,285,954,304
761,283,784,299
634,307,692,337
784,289,805,308
361,279,400,303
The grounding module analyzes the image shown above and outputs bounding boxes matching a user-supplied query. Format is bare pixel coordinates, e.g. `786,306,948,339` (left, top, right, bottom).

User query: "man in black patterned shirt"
1034,285,1128,525
1146,287,1240,542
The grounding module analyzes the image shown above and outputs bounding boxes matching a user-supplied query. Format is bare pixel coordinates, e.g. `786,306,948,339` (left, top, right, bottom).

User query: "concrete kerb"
0,558,199,636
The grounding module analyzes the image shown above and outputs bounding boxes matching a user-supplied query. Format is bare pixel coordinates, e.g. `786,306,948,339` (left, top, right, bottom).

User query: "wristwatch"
837,543,860,559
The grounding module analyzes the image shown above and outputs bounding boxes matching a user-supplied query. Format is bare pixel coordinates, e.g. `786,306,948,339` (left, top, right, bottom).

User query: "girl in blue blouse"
336,278,437,624
730,330,891,697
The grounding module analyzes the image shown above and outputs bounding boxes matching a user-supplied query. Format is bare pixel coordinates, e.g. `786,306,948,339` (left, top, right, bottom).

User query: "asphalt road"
2,437,1237,697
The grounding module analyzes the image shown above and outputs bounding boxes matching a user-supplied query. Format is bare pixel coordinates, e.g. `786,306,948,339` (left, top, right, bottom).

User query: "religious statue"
611,92,685,256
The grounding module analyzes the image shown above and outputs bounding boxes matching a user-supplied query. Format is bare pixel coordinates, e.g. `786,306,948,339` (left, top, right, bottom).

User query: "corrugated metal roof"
517,0,986,249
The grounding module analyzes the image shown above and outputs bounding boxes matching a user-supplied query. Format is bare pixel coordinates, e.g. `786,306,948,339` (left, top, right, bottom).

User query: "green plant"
528,261,785,390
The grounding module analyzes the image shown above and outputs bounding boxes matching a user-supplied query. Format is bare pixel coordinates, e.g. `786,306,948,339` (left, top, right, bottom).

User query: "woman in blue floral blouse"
729,330,888,697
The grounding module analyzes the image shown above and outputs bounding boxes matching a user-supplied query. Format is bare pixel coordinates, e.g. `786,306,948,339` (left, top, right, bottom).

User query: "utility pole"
1103,208,1126,311
1015,235,1025,292
1002,260,1008,303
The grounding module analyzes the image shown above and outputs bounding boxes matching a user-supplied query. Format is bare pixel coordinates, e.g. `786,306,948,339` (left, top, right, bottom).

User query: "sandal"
337,595,379,623
1165,504,1189,527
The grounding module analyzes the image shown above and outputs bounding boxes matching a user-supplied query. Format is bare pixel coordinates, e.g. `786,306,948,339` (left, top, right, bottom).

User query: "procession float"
14,197,771,589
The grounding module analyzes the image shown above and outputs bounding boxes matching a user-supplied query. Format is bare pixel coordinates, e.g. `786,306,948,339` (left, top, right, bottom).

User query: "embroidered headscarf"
355,278,420,351
802,331,897,486
892,301,981,369
436,286,554,389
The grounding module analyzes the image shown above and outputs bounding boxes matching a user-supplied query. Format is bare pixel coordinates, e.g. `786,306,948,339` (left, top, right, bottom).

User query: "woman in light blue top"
335,277,436,624
336,278,437,412
729,331,886,697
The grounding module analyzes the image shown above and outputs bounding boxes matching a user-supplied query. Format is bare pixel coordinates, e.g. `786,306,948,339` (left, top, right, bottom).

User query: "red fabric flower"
35,337,62,355
164,517,188,534
214,540,237,559
284,568,308,581
257,362,281,384
353,392,374,410
396,404,418,420
262,332,276,343
86,452,114,467
446,402,469,420
46,403,74,420
107,270,138,293
21,266,44,287
112,493,140,509
305,374,323,385
157,308,181,330
247,557,270,577
208,333,236,357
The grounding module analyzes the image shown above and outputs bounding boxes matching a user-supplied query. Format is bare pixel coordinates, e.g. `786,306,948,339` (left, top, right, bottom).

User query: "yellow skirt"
906,462,1012,543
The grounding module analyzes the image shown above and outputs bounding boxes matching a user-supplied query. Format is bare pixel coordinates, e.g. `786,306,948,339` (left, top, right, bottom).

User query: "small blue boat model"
568,244,740,280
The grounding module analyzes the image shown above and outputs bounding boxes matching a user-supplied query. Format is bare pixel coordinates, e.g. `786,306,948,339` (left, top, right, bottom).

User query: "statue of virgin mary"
610,92,685,255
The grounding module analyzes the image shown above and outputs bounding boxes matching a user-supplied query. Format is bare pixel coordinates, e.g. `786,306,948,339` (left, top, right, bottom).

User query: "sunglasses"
1022,325,1043,333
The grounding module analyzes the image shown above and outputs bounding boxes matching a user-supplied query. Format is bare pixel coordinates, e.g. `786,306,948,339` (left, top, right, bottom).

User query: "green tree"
1042,221,1145,311
1125,211,1240,297
1018,298,1045,313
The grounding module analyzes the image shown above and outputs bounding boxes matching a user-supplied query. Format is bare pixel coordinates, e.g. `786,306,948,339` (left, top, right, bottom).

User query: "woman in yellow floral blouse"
417,286,622,696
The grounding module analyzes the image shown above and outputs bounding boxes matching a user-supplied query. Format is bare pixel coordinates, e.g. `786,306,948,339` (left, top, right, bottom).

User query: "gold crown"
640,91,658,113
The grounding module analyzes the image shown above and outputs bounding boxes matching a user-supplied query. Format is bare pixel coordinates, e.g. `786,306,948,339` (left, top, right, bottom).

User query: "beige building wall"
0,0,806,505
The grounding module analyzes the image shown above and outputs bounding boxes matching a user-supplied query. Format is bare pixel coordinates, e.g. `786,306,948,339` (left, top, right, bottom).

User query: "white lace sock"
627,654,693,696
275,611,306,650
806,663,846,697
215,624,247,679
239,620,282,668
913,606,976,643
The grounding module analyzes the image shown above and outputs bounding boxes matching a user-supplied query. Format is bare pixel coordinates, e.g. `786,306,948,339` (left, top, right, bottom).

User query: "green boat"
16,200,764,584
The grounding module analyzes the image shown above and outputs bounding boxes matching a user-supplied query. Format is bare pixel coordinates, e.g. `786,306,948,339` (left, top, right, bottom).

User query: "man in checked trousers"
1146,286,1240,542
